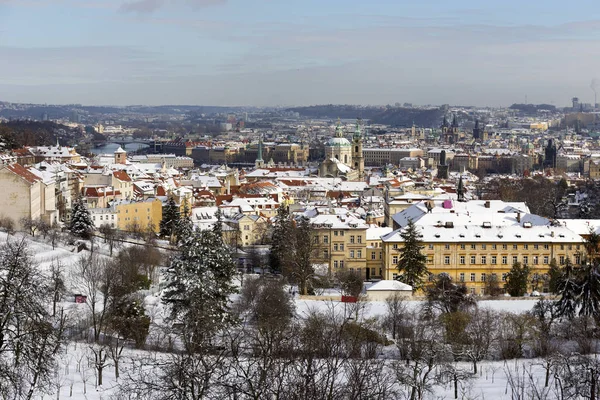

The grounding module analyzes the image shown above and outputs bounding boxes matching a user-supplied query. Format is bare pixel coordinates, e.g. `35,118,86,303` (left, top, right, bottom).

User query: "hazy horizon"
1,0,600,108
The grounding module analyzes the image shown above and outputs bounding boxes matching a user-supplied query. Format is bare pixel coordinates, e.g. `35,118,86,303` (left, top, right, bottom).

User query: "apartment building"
381,199,584,294
115,198,163,233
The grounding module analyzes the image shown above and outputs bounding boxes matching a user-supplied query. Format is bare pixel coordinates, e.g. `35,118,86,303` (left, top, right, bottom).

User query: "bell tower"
352,118,364,178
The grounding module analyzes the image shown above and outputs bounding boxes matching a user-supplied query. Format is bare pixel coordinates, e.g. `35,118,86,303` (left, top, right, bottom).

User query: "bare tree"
383,293,408,340
49,259,66,317
71,254,112,342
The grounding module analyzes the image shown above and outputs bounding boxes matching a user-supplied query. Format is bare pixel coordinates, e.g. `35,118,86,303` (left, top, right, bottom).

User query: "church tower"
255,134,264,168
114,146,127,165
352,119,364,178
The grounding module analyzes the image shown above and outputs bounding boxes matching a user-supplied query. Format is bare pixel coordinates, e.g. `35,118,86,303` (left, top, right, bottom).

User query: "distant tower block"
114,146,127,164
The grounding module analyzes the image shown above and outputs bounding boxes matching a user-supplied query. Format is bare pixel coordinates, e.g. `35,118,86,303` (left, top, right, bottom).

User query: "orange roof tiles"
5,163,40,184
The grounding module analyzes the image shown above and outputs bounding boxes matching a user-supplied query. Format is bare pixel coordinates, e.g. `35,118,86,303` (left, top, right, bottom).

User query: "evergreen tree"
289,216,316,296
162,227,237,350
159,197,180,242
578,263,600,318
174,202,193,244
396,219,428,292
557,258,579,320
69,196,94,239
547,258,561,294
269,205,293,274
504,261,530,297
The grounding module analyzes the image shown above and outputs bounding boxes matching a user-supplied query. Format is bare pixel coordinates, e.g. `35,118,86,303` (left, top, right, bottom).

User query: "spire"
335,118,343,138
255,133,264,168
474,119,479,130
452,114,458,128
353,118,362,140
441,115,449,128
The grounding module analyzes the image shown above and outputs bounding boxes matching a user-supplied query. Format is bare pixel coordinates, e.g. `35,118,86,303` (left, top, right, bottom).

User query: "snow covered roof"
367,280,412,292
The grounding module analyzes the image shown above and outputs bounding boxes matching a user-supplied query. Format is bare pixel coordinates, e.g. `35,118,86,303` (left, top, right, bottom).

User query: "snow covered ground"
0,232,550,399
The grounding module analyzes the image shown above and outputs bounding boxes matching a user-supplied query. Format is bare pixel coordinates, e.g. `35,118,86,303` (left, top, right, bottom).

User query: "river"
91,142,150,155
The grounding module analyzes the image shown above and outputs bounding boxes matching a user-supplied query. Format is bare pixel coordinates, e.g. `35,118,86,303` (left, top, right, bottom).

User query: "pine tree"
578,262,600,318
505,261,530,297
174,202,193,244
547,258,561,294
69,196,94,239
159,197,180,242
269,205,293,274
396,219,428,292
289,216,316,296
162,227,237,350
557,258,579,320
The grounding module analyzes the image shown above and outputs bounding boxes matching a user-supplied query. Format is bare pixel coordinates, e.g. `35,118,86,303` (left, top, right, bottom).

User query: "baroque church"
318,119,364,180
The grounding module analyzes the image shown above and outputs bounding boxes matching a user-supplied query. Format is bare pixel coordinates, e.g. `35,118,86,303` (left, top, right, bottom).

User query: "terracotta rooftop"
5,163,41,185
112,170,132,182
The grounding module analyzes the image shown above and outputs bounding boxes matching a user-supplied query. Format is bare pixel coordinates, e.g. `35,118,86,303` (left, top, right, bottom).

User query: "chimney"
551,231,555,237
516,212,521,223
484,200,490,208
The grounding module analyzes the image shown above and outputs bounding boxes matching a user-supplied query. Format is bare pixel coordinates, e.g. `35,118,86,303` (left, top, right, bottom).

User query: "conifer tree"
269,205,293,274
159,196,180,242
578,262,600,318
505,261,530,297
69,196,94,239
547,258,561,294
396,219,428,292
557,258,579,320
174,202,193,244
162,226,237,350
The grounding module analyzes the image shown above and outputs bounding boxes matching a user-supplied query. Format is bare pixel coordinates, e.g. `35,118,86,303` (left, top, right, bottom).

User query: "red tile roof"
5,163,40,185
112,170,131,182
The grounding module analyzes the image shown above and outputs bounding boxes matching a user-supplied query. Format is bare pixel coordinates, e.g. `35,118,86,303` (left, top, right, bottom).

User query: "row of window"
393,243,580,251
91,215,115,221
392,254,578,265
324,250,363,258
315,235,363,244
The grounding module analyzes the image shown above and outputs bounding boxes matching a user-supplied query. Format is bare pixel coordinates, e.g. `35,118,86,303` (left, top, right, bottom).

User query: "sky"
1,0,600,107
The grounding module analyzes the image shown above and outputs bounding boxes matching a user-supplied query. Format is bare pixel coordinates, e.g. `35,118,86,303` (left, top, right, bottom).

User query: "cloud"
120,0,226,13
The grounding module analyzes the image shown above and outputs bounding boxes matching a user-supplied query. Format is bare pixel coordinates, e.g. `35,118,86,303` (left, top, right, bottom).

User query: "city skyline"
1,0,600,107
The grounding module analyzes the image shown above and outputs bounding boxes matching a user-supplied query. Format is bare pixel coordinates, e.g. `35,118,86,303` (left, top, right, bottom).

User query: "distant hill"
286,105,445,127
0,120,82,149
509,103,557,114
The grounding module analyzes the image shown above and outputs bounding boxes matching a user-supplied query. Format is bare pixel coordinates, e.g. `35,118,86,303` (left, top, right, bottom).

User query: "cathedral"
318,119,364,180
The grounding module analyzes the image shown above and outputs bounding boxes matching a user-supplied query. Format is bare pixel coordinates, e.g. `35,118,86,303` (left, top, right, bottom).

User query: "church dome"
327,137,351,147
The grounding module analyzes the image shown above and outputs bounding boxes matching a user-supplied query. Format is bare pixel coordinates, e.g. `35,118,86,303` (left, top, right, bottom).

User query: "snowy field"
0,232,555,399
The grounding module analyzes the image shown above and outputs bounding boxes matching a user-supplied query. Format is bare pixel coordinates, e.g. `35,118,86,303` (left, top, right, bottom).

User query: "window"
491,256,497,265
470,255,476,264
444,256,450,265
429,244,434,250
470,287,476,295
502,244,508,250
427,256,434,264
460,255,465,265
323,236,328,244
340,244,344,251
492,273,497,281
544,244,549,250
524,244,528,250
576,255,581,265
100,215,103,221
492,244,497,250
460,244,466,250
324,250,329,258
334,260,338,268
481,273,487,282
340,260,344,268
577,244,581,250
502,273,507,282
511,256,517,264
502,256,508,265
482,244,486,250
560,244,564,250
313,236,319,244
568,245,572,250
350,250,355,258
513,244,518,250
357,250,362,258
460,273,465,282
371,252,376,260
334,244,338,251
334,230,338,236
379,252,382,259
533,256,539,265
392,256,398,264
393,244,398,249
534,244,539,250
471,244,476,250
350,236,355,244
560,256,565,265
357,236,362,244
340,231,344,236
523,256,528,265
481,256,487,264
470,273,476,282
445,244,450,250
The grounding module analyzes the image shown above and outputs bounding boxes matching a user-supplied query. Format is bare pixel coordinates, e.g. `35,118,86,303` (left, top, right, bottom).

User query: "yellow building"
234,214,270,247
115,198,163,233
381,199,585,295
311,214,388,280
